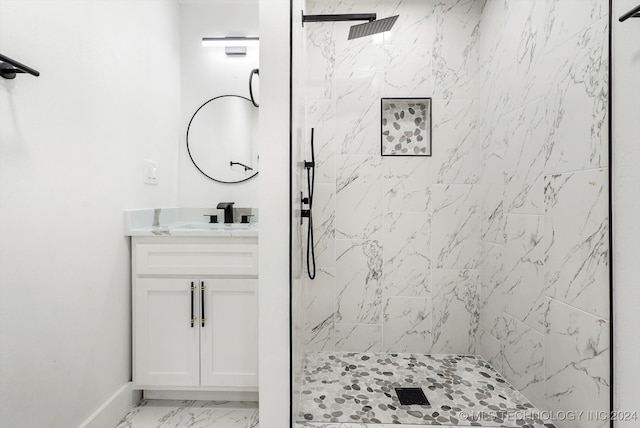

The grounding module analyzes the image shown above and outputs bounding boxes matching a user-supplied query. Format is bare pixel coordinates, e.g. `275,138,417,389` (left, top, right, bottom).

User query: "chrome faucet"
216,202,235,223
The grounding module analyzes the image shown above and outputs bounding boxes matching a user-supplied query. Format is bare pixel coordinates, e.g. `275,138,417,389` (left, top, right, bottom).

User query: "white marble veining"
336,156,383,240
480,150,504,244
432,185,481,270
433,12,481,100
544,297,609,428
543,0,608,53
432,99,480,185
306,23,336,100
504,101,546,215
335,70,383,156
503,214,546,333
382,157,431,213
439,0,487,15
335,239,383,325
475,327,503,374
383,0,437,45
383,44,433,97
477,1,610,420
304,268,335,351
336,36,385,72
306,102,337,184
334,324,383,352
313,183,337,268
115,400,258,428
382,296,432,353
544,169,609,318
307,0,384,17
432,269,479,354
307,99,337,130
478,242,504,334
499,314,545,409
543,18,609,175
302,0,484,359
382,211,431,297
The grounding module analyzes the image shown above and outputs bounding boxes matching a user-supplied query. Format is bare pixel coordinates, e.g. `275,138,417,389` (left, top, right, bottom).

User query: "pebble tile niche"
381,98,432,156
298,352,555,427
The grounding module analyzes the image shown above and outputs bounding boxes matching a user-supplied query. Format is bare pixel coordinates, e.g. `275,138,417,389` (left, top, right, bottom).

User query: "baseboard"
78,382,142,428
143,389,259,402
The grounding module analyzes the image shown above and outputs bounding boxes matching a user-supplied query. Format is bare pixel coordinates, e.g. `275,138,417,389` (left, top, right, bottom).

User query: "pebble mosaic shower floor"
297,352,556,428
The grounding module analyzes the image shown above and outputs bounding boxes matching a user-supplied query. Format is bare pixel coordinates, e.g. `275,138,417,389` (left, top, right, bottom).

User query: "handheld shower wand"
301,129,316,280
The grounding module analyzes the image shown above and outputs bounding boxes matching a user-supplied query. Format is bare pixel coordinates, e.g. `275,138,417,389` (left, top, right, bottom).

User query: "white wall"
258,0,290,426
612,0,640,423
0,1,181,426
178,0,259,208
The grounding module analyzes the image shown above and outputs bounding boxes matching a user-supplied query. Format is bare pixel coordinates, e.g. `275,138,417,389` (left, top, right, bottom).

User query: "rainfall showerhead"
348,15,399,40
302,13,399,40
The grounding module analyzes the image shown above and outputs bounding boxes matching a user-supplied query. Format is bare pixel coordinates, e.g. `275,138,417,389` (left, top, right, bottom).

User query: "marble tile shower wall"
302,0,484,356
477,0,610,424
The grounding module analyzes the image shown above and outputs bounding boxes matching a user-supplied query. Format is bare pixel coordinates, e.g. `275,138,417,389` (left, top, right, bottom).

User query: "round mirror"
186,95,259,183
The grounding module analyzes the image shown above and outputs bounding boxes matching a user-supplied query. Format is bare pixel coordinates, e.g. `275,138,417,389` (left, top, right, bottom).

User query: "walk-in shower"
291,0,612,427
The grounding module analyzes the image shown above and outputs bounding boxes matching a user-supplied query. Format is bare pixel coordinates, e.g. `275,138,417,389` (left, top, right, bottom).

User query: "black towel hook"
249,68,259,107
0,52,40,79
619,4,640,22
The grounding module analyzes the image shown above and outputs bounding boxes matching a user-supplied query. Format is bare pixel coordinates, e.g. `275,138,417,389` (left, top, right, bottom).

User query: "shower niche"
381,97,432,156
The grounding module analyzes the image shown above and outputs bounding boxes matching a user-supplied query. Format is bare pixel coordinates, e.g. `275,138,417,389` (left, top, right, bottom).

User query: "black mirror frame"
186,94,259,184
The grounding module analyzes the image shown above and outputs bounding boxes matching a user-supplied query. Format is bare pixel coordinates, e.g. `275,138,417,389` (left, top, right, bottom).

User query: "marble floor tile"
115,400,258,428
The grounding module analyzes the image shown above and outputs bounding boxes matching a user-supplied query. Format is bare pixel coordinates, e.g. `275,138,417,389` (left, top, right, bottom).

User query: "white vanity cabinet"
131,236,258,392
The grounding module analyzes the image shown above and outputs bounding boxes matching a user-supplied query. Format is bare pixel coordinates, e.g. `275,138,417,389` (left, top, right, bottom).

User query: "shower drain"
394,387,430,405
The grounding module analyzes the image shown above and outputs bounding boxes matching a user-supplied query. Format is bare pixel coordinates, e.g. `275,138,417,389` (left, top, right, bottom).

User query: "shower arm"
302,13,376,26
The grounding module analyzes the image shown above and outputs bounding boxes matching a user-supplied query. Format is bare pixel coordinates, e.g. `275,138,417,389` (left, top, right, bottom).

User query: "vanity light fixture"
202,37,259,56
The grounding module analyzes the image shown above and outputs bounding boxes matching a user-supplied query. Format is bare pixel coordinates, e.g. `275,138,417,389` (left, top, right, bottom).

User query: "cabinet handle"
201,281,206,327
190,281,196,328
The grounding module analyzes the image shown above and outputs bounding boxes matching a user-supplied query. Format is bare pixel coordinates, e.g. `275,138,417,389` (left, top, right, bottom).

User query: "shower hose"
305,129,316,280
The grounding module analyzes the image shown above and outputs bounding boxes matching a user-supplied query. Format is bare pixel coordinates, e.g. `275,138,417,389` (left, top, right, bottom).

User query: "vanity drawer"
135,243,258,276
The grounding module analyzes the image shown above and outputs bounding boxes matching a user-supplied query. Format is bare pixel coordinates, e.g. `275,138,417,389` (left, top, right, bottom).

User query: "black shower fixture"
0,52,39,79
302,13,399,40
348,15,399,40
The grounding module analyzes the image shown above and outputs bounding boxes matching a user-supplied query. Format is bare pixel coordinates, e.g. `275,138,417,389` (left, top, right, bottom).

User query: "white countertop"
124,208,258,237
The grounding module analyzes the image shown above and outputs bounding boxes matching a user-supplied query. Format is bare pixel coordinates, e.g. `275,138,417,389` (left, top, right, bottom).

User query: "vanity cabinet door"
199,279,258,388
134,278,200,387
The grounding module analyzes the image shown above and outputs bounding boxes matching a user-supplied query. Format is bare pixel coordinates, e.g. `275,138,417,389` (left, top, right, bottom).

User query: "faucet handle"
203,214,218,224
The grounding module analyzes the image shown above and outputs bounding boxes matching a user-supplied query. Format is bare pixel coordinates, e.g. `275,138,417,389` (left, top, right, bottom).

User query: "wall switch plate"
143,159,158,185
